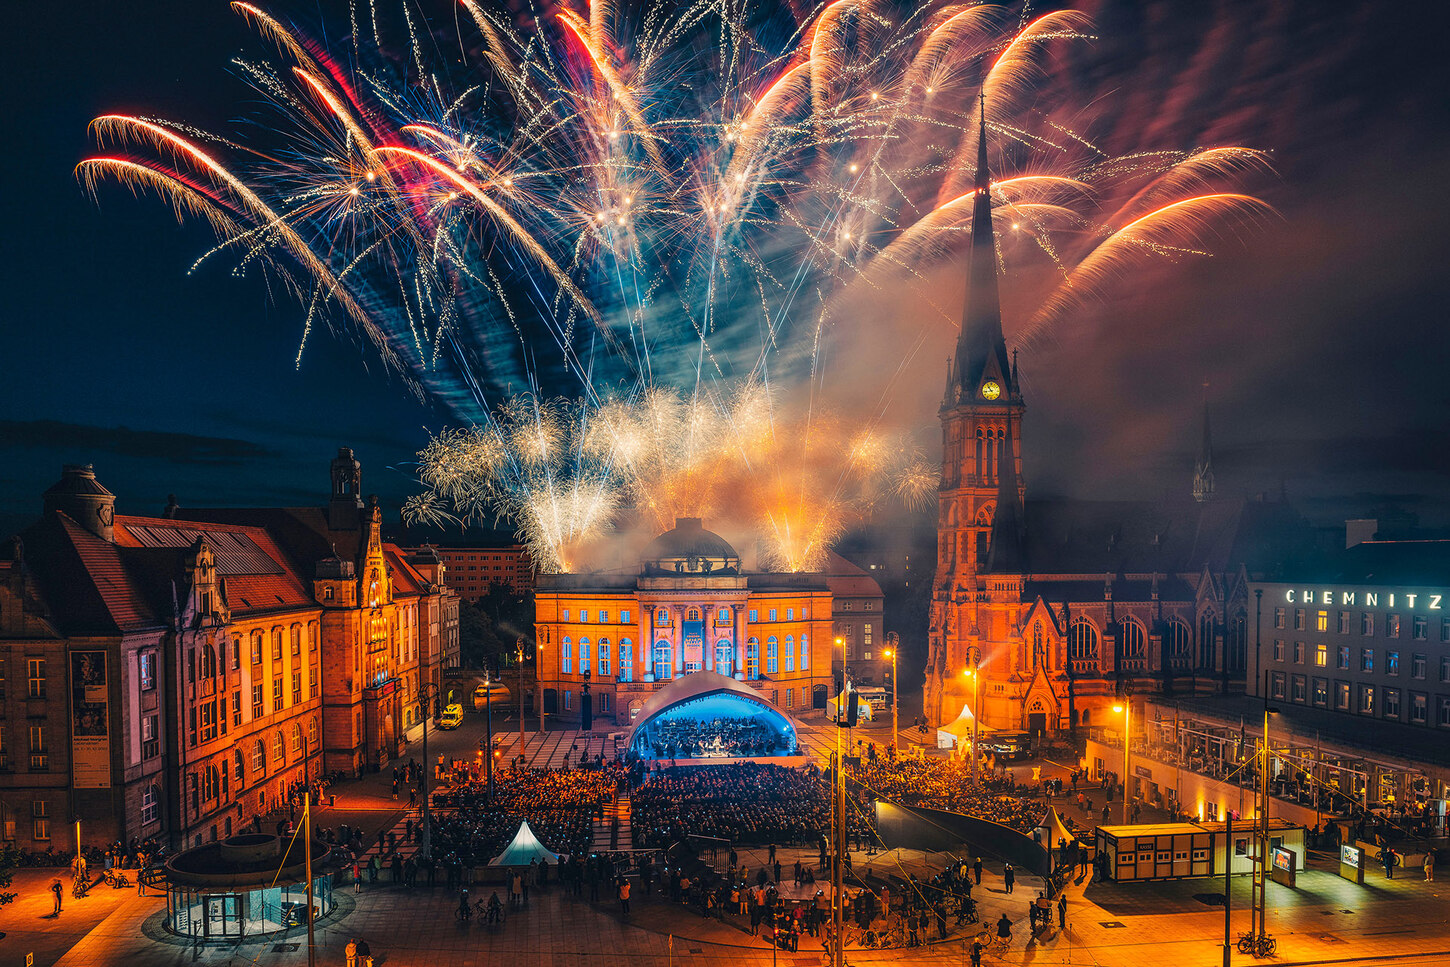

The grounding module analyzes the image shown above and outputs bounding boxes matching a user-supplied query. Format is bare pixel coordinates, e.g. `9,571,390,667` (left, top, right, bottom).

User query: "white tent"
1037,806,1078,848
936,702,993,749
488,820,561,867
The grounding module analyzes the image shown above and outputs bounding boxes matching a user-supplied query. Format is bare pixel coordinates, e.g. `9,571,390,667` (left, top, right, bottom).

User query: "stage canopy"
489,820,561,866
626,670,797,759
937,702,994,749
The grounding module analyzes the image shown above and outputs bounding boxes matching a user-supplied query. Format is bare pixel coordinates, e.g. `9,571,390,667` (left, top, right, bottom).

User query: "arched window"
783,635,795,672
291,722,303,753
323,586,334,601
746,637,760,680
1198,612,1216,670
598,638,611,677
309,717,318,748
561,637,573,675
250,631,264,665
652,640,672,680
141,784,160,825
251,740,265,773
1228,612,1247,673
687,608,700,621
1069,620,1099,669
800,635,809,670
766,636,779,675
619,639,634,683
202,765,218,802
715,639,734,677
202,644,217,680
1032,623,1045,670
233,748,244,782
272,730,285,762
578,637,592,675
1165,620,1192,668
1120,618,1146,668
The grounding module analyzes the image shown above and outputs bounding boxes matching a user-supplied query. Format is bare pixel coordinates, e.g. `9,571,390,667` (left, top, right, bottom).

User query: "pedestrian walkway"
595,792,630,852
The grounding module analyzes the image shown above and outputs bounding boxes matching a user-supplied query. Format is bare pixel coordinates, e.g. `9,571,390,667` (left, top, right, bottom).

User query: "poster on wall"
71,650,111,788
682,620,705,667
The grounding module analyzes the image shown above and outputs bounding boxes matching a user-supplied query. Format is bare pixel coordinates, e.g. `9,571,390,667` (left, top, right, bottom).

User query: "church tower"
927,98,1026,726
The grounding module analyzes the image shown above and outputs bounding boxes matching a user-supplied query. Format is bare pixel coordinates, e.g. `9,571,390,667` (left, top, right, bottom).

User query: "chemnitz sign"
1284,589,1443,610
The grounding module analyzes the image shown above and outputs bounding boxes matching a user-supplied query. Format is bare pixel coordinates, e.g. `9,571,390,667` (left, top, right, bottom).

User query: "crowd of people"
429,764,625,866
846,755,1046,836
631,763,869,847
630,709,797,760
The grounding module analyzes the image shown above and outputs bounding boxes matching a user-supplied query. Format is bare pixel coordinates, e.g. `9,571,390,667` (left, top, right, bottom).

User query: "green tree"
0,842,17,906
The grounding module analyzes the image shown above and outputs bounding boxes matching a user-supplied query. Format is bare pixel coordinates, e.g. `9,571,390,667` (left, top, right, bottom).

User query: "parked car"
438,703,465,729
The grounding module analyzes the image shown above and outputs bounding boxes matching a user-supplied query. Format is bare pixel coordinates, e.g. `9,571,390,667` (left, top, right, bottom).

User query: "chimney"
43,465,116,542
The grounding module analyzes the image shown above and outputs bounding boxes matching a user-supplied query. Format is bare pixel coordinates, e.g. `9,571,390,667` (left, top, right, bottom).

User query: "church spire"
946,92,1013,409
985,416,1025,574
1193,383,1215,503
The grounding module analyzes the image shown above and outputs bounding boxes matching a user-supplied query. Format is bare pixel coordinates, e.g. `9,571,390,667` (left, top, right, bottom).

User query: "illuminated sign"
1284,588,1443,610
1341,845,1362,869
1272,847,1293,872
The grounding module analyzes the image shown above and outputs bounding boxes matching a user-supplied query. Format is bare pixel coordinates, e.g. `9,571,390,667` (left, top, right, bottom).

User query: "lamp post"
1113,698,1132,825
834,636,848,694
966,662,981,785
515,638,529,758
418,681,440,858
1252,699,1280,947
883,637,899,754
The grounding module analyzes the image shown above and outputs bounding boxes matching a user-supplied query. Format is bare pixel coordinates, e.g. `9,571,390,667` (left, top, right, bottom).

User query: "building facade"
0,452,459,851
1249,539,1450,732
405,544,535,600
925,111,1308,736
534,518,834,727
825,551,887,686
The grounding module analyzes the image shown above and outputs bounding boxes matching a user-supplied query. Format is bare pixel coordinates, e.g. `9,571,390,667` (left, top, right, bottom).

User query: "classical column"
734,605,747,680
674,605,685,674
704,603,715,672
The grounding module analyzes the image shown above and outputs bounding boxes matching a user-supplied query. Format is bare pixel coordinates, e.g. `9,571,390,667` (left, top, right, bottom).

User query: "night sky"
4,0,1448,542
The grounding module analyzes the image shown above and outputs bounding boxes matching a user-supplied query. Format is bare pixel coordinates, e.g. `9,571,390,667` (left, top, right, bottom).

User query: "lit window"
1388,614,1401,638
1315,643,1327,667
27,659,45,699
598,639,610,677
1384,688,1400,718
578,638,591,676
1361,649,1374,673
621,610,631,624
1411,693,1427,724
1338,646,1350,670
783,635,795,672
561,638,573,675
619,640,633,683
766,637,779,674
1386,651,1399,676
1316,611,1328,633
599,610,608,623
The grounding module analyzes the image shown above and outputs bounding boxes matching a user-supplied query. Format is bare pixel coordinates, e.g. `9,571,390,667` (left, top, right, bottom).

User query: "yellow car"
437,704,464,730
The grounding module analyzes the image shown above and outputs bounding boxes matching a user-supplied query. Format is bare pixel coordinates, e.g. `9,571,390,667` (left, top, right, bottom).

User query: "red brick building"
0,452,458,851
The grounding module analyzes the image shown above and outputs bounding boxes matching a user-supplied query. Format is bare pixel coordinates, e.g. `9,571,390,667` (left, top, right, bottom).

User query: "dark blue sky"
3,0,1448,540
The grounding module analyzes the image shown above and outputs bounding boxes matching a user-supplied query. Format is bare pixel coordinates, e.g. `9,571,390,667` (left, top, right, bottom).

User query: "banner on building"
682,620,705,667
71,651,111,788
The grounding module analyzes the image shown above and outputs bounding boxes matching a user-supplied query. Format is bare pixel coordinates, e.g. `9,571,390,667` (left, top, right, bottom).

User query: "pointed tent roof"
1037,806,1078,845
937,701,996,739
947,94,1013,408
489,820,561,866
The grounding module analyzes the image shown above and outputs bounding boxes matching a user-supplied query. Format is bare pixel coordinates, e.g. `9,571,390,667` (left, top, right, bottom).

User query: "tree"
0,843,17,907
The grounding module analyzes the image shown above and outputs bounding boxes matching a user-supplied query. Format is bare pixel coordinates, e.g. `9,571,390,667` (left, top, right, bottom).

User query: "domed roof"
643,518,739,572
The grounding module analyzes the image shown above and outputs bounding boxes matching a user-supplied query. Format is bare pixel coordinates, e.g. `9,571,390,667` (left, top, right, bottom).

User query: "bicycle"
103,868,132,889
1237,931,1276,958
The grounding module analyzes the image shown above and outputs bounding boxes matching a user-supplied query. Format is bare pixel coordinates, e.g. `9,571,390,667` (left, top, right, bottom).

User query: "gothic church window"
1069,620,1099,666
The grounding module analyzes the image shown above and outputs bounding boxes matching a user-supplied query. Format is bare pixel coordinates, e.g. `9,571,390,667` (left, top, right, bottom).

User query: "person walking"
1003,863,1015,894
346,938,359,967
51,877,64,916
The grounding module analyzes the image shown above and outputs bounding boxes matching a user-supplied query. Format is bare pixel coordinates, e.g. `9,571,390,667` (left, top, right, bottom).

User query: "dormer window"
324,587,334,602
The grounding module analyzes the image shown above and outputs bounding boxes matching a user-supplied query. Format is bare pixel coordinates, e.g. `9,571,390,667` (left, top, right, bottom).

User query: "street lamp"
834,636,848,693
964,665,981,785
1112,698,1132,825
883,637,899,754
417,681,441,858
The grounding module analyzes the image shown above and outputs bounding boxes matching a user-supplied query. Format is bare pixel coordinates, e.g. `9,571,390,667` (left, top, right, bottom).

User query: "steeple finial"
1193,380,1215,503
945,89,1012,409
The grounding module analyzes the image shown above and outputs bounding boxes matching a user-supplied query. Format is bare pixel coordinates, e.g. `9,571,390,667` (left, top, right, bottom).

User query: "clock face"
981,380,1002,401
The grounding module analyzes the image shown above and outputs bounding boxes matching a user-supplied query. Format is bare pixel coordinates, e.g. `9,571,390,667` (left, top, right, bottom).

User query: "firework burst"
83,0,1275,569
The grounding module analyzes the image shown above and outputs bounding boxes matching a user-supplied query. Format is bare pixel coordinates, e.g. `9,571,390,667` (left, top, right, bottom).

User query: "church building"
926,107,1308,738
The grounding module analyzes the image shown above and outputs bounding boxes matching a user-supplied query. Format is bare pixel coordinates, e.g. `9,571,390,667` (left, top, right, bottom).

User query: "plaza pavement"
9,709,1450,966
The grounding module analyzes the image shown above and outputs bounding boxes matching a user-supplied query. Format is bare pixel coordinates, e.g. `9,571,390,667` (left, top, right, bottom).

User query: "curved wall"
873,801,1051,877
